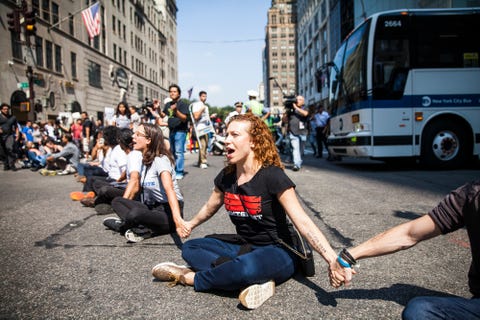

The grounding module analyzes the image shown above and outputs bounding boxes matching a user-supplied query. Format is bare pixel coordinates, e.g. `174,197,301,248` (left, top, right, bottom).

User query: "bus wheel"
421,120,468,169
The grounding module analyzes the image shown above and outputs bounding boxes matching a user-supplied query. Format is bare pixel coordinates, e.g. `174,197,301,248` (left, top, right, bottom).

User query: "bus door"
372,13,414,156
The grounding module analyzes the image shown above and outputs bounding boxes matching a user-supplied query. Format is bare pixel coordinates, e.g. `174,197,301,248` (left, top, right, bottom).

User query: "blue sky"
176,0,271,107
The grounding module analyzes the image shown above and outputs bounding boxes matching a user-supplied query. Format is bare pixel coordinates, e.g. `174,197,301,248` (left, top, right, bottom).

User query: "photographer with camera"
283,95,309,171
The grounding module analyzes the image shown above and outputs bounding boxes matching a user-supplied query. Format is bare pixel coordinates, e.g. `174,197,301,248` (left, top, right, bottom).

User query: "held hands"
328,260,356,288
175,219,193,239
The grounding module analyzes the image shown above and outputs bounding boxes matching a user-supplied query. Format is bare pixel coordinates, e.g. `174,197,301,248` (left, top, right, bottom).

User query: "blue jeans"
182,237,296,292
289,133,306,168
169,130,187,177
27,151,46,167
402,296,480,320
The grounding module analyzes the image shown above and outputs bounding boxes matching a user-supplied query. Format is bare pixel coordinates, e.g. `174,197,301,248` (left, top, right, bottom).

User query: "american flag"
81,2,101,39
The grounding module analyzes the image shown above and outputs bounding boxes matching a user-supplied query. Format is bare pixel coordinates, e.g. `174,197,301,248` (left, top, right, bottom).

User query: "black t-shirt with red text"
214,165,295,246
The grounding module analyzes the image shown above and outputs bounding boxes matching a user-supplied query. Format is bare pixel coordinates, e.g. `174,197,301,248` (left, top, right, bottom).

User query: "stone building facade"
0,0,178,123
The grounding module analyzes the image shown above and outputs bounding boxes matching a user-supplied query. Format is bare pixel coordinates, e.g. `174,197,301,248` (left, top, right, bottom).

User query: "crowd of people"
1,86,478,317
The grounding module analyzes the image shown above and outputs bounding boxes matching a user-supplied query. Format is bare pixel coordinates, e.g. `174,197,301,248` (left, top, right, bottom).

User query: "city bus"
324,8,480,168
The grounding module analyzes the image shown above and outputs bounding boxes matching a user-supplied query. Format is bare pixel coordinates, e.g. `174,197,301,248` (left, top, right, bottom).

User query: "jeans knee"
402,297,439,320
181,239,200,261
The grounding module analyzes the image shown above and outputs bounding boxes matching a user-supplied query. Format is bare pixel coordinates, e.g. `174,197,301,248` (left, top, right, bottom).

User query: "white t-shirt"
191,102,212,135
140,156,183,205
114,114,131,129
127,150,142,181
106,145,128,180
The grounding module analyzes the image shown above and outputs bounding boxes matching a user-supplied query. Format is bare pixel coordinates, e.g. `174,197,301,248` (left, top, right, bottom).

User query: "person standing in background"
112,102,131,129
0,103,19,171
243,90,270,121
314,104,330,159
190,91,212,169
81,112,94,160
161,84,189,180
284,96,308,171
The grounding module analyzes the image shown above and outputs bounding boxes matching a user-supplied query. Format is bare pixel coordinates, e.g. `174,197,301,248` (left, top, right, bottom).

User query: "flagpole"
47,1,101,31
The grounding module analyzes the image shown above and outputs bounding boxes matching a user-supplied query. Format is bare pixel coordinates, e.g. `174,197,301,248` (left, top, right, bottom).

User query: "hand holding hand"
175,219,192,239
328,260,356,288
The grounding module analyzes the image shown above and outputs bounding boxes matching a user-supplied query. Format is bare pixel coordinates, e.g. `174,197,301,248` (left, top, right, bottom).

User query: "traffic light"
20,102,30,112
24,10,36,37
7,10,20,33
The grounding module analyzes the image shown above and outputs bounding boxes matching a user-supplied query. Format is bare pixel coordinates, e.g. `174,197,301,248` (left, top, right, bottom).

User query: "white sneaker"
238,280,275,309
124,228,153,243
200,163,208,169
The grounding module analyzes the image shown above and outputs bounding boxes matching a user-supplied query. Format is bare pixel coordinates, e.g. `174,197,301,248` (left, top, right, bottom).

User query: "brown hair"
226,113,283,173
141,123,174,167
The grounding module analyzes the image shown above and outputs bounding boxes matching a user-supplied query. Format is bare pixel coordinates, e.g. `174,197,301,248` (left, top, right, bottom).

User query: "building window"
46,40,53,70
112,15,116,33
54,44,62,73
113,43,117,60
71,52,77,79
42,0,50,22
52,2,59,25
35,36,43,67
68,14,74,35
137,83,144,101
88,60,102,88
11,31,22,60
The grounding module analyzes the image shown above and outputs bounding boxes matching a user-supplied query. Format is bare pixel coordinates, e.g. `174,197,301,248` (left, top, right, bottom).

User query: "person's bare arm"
349,214,442,261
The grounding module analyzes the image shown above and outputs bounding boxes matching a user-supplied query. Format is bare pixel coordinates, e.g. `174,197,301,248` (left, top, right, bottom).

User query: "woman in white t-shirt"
112,101,131,129
105,123,184,243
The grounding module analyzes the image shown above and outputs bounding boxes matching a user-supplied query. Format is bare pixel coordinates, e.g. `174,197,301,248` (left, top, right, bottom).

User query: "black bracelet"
341,248,357,266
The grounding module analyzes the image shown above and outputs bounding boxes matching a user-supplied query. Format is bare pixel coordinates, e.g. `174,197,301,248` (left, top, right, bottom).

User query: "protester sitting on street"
150,113,351,309
40,133,80,176
330,180,480,320
71,126,125,200
80,128,141,215
71,127,116,200
103,123,185,243
25,140,48,171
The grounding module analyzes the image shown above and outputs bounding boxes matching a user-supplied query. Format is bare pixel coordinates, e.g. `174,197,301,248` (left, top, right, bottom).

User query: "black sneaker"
103,217,123,232
292,165,300,171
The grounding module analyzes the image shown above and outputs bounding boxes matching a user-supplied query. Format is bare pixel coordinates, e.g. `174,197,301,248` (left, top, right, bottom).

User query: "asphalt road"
0,151,478,319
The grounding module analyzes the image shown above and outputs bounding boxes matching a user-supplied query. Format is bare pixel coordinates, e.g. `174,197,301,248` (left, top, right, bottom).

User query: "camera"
283,95,296,115
141,98,154,115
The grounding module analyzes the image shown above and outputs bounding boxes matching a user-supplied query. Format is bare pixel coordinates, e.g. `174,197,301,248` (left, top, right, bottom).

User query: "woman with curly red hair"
151,113,351,309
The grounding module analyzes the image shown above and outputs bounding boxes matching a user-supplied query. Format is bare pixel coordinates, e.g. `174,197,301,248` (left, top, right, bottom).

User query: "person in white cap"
243,90,270,121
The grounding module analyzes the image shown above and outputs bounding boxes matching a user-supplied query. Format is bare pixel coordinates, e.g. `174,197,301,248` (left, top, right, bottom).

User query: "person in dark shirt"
0,103,20,171
151,113,351,309
161,84,189,180
331,181,480,319
81,112,94,159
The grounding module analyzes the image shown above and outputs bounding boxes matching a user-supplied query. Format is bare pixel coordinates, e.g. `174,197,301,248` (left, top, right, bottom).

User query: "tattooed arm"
278,187,353,287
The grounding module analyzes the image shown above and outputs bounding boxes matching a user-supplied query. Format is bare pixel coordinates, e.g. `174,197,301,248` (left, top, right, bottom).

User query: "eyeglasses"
133,131,147,138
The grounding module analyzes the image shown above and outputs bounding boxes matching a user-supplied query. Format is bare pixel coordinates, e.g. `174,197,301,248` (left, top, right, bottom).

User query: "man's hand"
328,260,356,288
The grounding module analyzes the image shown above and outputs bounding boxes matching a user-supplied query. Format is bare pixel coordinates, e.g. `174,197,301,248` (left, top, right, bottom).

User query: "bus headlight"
354,123,365,132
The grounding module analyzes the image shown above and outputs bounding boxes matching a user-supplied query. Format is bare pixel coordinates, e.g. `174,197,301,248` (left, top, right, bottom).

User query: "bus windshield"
329,20,370,116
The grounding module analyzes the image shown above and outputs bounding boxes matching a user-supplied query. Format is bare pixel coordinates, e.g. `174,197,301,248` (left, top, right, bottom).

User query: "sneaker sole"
238,280,275,309
125,230,147,243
